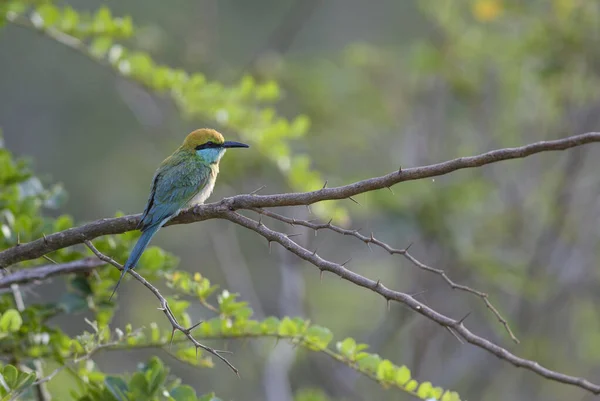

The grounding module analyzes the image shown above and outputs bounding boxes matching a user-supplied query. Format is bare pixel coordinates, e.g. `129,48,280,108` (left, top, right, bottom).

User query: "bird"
109,128,249,300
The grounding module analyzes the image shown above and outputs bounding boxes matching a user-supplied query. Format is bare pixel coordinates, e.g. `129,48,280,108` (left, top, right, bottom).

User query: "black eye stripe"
195,141,221,150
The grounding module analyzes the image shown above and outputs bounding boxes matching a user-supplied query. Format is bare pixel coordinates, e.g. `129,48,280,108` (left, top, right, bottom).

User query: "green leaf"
304,325,333,350
405,380,418,392
15,370,36,391
90,37,113,58
0,309,22,332
54,215,73,231
93,6,113,33
441,391,461,401
395,365,411,386
139,246,166,272
375,359,395,382
129,372,149,397
278,317,299,337
355,353,381,372
2,365,18,388
104,376,129,401
59,6,80,32
170,385,197,401
35,4,60,27
431,387,444,400
336,337,356,358
417,381,433,398
144,356,167,396
260,317,280,335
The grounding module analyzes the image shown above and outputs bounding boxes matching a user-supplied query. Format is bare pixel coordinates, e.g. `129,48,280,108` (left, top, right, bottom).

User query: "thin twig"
0,258,105,289
251,207,519,343
35,340,121,385
221,210,600,394
83,240,239,375
10,286,51,401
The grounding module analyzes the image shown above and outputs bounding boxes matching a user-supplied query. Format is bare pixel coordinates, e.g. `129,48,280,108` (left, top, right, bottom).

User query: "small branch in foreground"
83,241,238,375
35,339,122,385
0,258,105,289
221,210,600,395
251,208,519,343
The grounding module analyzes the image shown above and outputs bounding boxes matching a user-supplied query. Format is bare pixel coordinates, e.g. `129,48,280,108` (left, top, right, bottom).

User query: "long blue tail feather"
109,224,161,301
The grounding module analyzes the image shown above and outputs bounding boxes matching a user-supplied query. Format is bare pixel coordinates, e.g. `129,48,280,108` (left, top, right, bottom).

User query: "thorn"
188,320,204,333
306,204,312,214
319,270,324,282
322,180,328,189
352,228,362,235
386,186,394,195
386,299,391,311
169,327,176,350
341,257,352,267
326,218,333,227
311,248,318,257
374,279,381,288
404,242,414,252
249,185,266,195
42,233,49,244
398,166,402,173
257,216,263,227
286,233,302,238
457,311,472,325
410,289,428,298
196,346,199,360
267,240,272,254
290,218,297,226
348,196,361,206
445,327,464,344
366,242,373,252
16,233,20,246
43,255,58,264
215,348,234,355
157,307,165,311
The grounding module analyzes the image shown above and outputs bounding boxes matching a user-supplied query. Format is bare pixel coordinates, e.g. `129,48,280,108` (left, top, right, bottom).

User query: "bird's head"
182,128,249,164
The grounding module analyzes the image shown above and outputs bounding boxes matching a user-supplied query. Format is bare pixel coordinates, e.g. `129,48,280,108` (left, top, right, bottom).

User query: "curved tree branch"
250,207,519,343
0,258,105,289
0,133,599,393
1,132,598,268
221,210,600,394
83,240,238,375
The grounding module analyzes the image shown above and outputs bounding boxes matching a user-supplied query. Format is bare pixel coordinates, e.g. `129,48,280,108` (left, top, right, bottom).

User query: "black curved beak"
222,141,249,149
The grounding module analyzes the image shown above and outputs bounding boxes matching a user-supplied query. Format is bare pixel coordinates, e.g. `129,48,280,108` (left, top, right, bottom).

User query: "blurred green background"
2,0,600,400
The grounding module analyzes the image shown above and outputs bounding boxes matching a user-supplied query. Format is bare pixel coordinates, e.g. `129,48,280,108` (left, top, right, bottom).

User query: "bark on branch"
1,132,598,268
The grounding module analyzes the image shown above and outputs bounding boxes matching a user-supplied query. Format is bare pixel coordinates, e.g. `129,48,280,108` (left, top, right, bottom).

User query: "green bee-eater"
110,129,249,300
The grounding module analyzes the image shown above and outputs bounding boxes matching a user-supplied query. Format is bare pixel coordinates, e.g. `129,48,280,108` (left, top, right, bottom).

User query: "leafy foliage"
0,1,471,400
0,138,461,399
1,0,348,223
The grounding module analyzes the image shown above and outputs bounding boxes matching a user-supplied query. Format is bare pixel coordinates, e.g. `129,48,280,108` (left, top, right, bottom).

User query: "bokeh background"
2,1,600,400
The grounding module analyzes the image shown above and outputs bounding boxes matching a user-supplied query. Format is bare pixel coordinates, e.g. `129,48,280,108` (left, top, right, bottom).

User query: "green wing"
138,155,210,231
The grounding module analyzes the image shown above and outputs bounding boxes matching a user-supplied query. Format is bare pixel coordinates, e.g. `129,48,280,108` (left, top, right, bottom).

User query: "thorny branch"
0,133,598,393
220,211,600,394
250,207,519,343
83,240,238,375
1,132,598,268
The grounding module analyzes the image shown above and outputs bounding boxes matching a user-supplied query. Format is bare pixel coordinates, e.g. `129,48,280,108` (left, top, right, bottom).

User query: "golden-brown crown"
181,128,225,149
